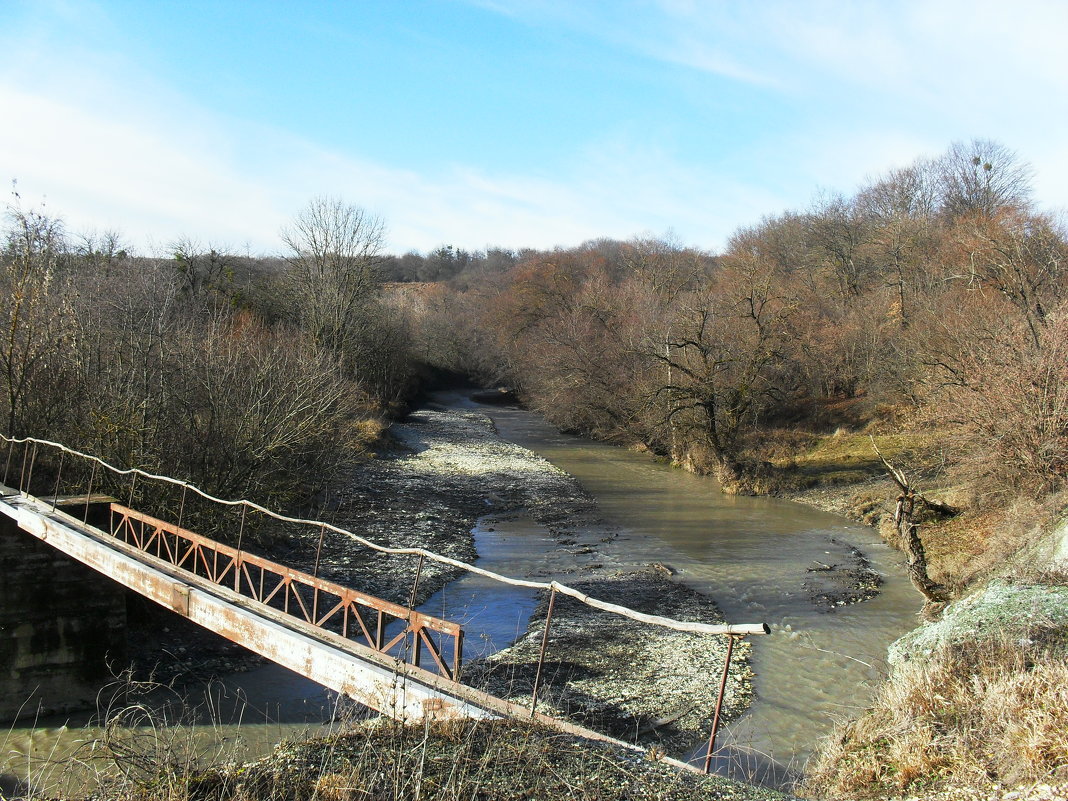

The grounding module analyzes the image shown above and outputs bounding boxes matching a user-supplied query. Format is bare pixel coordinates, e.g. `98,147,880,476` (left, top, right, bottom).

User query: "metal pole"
2,437,13,486
703,634,738,774
51,450,65,511
25,443,38,495
312,522,326,623
177,484,188,529
83,462,97,523
313,523,326,578
406,554,425,665
127,471,138,507
235,504,247,592
17,441,29,493
530,586,558,717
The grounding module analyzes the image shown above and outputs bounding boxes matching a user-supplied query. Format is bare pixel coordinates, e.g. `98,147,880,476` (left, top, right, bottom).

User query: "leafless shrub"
944,302,1068,500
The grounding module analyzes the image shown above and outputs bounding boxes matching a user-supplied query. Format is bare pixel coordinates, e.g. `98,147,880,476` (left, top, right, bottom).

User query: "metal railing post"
17,441,29,493
312,522,326,621
50,450,64,511
83,462,97,523
235,504,247,592
703,634,738,774
530,585,558,717
2,437,13,486
406,553,425,665
25,443,38,495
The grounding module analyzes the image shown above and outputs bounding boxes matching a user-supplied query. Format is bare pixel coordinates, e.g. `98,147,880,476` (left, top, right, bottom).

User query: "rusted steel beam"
106,503,463,679
703,633,738,774
0,493,488,720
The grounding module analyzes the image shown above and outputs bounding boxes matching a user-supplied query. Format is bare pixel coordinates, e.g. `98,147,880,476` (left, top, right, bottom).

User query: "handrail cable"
0,434,769,637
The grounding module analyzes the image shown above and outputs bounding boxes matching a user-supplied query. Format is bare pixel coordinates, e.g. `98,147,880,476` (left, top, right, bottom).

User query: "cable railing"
1,433,770,772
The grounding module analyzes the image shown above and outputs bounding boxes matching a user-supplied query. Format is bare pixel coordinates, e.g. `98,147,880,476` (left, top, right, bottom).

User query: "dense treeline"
404,139,1067,504
0,195,414,509
5,138,1065,517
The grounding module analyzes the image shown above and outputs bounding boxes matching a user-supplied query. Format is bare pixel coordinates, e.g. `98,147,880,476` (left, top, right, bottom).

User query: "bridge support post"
0,499,127,722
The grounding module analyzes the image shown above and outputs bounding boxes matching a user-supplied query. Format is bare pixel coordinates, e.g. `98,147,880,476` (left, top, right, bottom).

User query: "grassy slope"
747,410,1068,799
113,720,797,801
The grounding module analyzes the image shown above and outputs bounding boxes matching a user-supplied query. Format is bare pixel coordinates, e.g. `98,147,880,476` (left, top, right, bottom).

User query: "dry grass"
50,716,791,801
743,424,941,499
2,676,787,801
804,623,1068,799
786,430,938,484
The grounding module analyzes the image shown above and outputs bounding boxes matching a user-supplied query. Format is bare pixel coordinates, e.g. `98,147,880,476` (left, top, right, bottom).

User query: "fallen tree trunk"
871,437,953,605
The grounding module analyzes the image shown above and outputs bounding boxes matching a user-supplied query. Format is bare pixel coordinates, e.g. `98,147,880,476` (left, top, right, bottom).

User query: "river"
0,395,918,795
468,399,919,783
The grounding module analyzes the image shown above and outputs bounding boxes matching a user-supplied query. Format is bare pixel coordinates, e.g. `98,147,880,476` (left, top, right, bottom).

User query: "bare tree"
647,258,796,487
947,209,1066,348
170,237,235,304
872,438,954,605
805,192,873,301
936,139,1034,218
281,197,385,365
1,196,73,436
76,229,129,276
855,163,939,328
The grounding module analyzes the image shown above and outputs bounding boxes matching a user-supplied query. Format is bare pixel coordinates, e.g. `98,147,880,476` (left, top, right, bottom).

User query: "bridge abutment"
0,502,127,722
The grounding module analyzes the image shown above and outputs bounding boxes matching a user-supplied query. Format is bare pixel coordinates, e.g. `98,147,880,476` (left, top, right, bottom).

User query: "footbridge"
0,435,768,772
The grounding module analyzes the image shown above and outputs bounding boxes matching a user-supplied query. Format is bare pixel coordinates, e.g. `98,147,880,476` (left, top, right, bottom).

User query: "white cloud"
0,15,787,256
1,62,744,256
5,0,1067,261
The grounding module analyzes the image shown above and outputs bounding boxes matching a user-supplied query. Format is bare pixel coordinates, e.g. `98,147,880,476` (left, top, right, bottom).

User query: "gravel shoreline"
126,399,886,799
306,402,754,754
466,569,753,752
299,405,611,604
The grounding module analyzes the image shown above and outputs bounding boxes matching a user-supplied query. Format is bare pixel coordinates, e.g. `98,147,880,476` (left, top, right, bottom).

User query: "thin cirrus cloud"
466,0,1068,213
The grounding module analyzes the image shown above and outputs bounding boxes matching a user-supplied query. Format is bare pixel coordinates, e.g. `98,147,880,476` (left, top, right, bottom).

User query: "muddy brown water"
469,399,919,785
1,396,918,795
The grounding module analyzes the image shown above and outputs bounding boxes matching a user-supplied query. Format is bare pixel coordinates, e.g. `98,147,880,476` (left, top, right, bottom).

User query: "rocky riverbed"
466,569,753,752
132,400,755,754
310,402,751,752
296,404,614,605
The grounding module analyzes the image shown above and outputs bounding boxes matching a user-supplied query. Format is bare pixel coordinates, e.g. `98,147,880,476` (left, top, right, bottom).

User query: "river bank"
126,410,890,692
182,718,797,801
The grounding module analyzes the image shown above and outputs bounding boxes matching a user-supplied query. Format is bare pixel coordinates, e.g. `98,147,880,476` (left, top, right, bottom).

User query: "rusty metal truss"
107,504,463,681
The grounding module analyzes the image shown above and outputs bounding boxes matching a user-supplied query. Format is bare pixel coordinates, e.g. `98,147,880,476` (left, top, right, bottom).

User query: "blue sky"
2,0,1066,256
